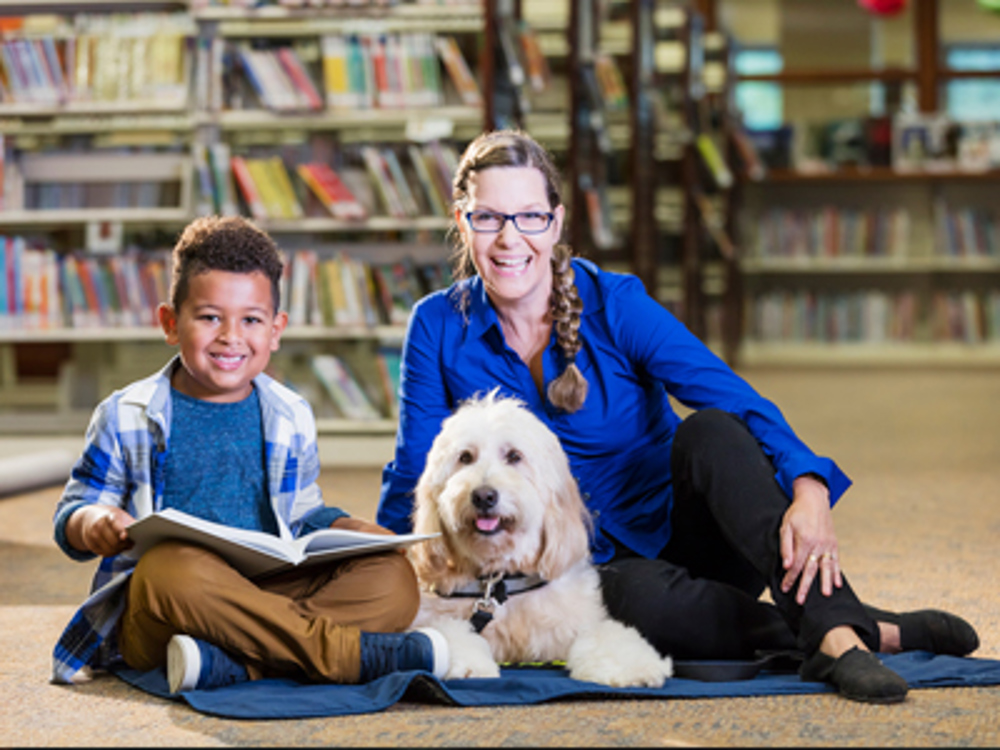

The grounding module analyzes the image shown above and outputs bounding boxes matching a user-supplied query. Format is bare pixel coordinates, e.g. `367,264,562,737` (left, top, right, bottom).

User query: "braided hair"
451,130,588,413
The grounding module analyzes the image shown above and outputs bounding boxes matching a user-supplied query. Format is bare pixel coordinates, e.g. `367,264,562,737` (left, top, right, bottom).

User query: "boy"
52,216,447,691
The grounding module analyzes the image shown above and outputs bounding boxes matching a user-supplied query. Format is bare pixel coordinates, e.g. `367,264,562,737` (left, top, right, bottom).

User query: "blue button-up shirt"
377,258,850,563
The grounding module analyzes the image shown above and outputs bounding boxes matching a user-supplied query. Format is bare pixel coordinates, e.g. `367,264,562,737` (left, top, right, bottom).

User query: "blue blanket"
114,651,1000,720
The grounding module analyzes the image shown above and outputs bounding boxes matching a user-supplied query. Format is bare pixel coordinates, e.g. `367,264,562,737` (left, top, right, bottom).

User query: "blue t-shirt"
162,386,277,535
377,258,851,564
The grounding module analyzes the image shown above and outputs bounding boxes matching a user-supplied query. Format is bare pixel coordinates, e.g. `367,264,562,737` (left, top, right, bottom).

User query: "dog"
408,391,673,687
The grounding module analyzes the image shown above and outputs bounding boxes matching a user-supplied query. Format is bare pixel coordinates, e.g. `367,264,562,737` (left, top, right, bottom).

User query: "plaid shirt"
51,356,343,684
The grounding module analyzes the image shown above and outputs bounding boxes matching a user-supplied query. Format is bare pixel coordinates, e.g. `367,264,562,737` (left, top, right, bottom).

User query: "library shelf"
0,114,196,137
210,5,482,37
260,216,451,234
0,102,192,119
0,325,407,346
742,257,1000,275
763,168,1000,185
212,106,482,133
314,417,396,436
739,341,1000,368
0,0,185,10
0,0,497,439
0,208,193,228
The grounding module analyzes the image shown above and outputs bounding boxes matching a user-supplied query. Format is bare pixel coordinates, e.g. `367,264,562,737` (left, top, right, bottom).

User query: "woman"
376,129,978,703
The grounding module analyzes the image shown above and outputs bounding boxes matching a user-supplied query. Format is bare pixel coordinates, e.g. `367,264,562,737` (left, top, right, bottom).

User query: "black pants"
598,409,879,660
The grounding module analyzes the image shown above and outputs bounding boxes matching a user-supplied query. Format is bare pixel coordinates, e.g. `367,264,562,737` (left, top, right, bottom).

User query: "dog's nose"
471,486,498,512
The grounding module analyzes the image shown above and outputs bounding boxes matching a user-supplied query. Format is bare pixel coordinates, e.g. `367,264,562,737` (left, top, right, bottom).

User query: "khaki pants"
118,540,420,683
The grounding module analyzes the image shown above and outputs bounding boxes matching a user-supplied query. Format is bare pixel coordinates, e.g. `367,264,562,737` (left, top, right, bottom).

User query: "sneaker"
358,627,449,682
167,634,249,693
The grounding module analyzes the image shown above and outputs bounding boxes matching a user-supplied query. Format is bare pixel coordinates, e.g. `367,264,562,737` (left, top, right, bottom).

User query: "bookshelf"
627,1,741,358
730,0,1000,366
0,0,495,447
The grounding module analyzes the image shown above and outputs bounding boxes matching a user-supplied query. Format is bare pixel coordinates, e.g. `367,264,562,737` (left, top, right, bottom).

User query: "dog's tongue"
476,516,501,532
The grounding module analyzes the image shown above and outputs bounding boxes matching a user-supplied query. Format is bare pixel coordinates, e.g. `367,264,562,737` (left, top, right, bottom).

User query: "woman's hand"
72,505,135,558
779,475,842,604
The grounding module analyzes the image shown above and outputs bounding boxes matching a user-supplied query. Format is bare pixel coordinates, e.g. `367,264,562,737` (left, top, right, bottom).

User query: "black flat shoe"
864,605,980,656
800,647,908,704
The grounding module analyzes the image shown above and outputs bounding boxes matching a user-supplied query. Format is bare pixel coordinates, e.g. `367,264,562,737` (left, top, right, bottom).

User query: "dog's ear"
408,471,455,587
536,455,591,580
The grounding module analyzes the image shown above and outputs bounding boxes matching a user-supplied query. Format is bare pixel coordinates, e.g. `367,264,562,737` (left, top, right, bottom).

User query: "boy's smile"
159,269,288,403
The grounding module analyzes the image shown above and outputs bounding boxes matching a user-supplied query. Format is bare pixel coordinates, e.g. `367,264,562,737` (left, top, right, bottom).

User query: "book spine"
230,155,268,221
434,35,481,106
276,47,323,110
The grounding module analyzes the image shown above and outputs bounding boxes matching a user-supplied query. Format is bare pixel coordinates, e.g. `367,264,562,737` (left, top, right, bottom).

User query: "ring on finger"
808,554,819,563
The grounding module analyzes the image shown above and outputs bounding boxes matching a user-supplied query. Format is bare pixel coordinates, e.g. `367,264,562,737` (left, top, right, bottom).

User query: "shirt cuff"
298,505,349,536
775,456,852,506
53,501,98,562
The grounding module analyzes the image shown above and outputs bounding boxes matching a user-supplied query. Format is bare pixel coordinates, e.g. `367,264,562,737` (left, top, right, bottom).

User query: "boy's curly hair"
169,216,284,312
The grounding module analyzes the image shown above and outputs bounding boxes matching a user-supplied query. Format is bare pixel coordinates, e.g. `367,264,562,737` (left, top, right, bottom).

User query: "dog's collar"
433,572,549,633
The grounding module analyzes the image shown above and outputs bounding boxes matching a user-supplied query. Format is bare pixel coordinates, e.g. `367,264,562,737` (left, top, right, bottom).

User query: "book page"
127,508,438,579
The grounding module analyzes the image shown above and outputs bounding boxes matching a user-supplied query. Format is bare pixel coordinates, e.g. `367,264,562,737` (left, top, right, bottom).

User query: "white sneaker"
166,634,201,694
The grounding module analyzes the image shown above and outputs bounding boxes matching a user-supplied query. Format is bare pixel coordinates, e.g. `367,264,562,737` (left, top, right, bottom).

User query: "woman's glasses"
465,211,555,234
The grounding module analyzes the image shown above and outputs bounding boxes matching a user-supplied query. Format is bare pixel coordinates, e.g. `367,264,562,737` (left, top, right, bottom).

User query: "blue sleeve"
298,505,349,535
376,297,455,533
52,397,131,560
609,274,851,504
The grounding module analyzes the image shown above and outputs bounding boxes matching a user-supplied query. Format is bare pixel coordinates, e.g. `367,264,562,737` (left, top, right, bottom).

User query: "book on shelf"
321,32,442,111
2,12,194,108
286,249,317,328
518,22,551,94
934,200,999,259
360,147,408,218
230,155,269,221
434,35,482,107
296,162,368,220
955,121,1000,173
729,125,767,181
311,353,382,421
267,156,305,219
594,54,627,111
406,144,448,216
209,143,239,216
237,44,322,113
753,207,911,260
275,46,324,111
579,173,618,251
695,134,734,190
127,507,437,580
892,112,960,173
369,260,418,326
381,149,421,217
374,347,402,418
192,143,216,216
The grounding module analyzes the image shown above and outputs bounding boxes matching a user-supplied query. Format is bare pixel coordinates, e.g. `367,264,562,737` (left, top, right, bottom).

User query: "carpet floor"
1,367,998,746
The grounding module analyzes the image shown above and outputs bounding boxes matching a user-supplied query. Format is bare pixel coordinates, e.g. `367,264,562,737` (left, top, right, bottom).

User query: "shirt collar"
460,257,605,340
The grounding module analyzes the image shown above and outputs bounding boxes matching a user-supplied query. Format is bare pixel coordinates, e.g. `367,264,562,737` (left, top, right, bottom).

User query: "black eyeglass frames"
465,211,555,234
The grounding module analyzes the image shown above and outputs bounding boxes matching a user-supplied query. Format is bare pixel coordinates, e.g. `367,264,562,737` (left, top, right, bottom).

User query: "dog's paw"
446,649,502,680
566,619,673,688
431,618,502,680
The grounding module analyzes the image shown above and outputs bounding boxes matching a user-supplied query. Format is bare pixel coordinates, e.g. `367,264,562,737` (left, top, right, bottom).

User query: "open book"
127,508,437,579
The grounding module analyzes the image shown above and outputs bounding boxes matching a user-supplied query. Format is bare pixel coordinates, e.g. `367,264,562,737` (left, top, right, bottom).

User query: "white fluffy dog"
408,391,673,687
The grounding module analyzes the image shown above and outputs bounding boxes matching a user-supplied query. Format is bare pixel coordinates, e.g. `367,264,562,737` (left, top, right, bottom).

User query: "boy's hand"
74,505,136,558
330,516,396,537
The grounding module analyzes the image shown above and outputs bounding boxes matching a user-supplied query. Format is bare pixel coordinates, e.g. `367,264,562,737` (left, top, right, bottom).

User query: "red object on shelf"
857,0,908,15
